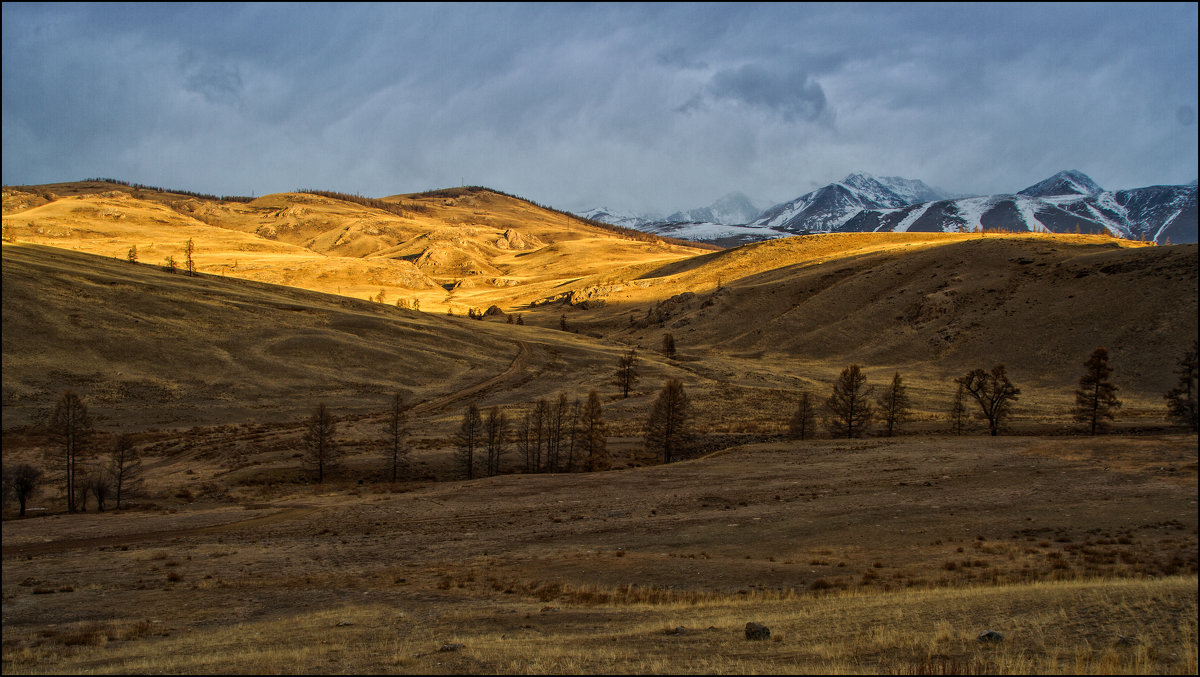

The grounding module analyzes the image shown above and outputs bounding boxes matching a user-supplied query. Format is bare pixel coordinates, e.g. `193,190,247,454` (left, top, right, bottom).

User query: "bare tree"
4,464,43,517
384,393,410,482
563,398,582,471
956,365,1021,436
516,412,534,474
1165,339,1198,431
645,379,690,463
948,382,968,435
824,365,874,438
184,238,196,275
788,390,815,440
876,372,911,437
109,434,144,510
302,403,339,482
531,399,549,472
1073,347,1122,435
47,390,93,512
455,403,484,479
546,394,568,472
661,333,677,359
484,406,509,477
86,469,115,511
615,348,639,398
581,390,609,471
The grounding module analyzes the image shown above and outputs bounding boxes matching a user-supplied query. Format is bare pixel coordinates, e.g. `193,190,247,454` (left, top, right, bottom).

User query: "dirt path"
409,340,531,414
2,506,325,558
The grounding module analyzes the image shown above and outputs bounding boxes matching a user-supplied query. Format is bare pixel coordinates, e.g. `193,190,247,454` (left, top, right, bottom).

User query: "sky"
3,2,1197,216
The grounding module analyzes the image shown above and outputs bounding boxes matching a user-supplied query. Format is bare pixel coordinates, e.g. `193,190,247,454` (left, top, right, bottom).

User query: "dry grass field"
2,182,1197,674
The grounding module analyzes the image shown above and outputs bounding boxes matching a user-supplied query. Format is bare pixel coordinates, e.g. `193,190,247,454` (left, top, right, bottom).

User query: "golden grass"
4,576,1193,674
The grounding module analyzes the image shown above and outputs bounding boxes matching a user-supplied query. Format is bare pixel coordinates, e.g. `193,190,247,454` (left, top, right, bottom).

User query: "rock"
745,622,770,640
439,642,464,652
977,629,1004,642
1115,634,1140,646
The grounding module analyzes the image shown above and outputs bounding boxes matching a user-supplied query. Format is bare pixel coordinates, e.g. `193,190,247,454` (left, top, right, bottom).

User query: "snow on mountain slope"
1018,169,1105,198
578,171,1196,246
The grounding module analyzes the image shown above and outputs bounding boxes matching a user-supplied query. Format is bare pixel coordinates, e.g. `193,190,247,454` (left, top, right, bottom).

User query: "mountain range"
577,170,1197,246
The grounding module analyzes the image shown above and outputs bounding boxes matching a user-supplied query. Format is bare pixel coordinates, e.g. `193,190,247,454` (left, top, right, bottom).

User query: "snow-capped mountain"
748,172,950,233
1017,169,1105,198
842,172,1196,244
577,170,1196,246
574,206,662,230
663,192,763,226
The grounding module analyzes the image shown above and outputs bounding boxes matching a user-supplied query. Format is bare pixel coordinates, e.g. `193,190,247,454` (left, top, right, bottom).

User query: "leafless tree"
109,434,144,509
1073,347,1122,435
85,469,115,511
645,379,690,463
47,390,93,512
384,393,410,482
455,403,484,479
484,406,509,477
661,333,677,359
876,372,911,437
948,382,968,435
956,365,1021,436
824,365,874,439
184,238,196,275
788,390,815,440
615,348,639,398
4,464,43,517
581,390,609,471
302,403,339,482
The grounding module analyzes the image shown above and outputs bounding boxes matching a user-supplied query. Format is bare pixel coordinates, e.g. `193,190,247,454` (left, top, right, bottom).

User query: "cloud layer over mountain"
2,4,1196,215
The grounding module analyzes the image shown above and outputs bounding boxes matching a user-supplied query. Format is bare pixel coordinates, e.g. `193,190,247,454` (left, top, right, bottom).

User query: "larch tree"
956,365,1021,436
109,434,144,510
1072,347,1122,435
948,382,968,435
644,379,690,463
47,389,93,512
661,333,677,359
615,348,640,398
484,406,509,477
824,365,874,439
455,403,485,480
184,238,196,275
581,390,609,471
384,393,410,482
302,403,339,483
127,244,138,263
5,464,43,517
788,389,815,440
1164,339,1198,431
876,372,912,437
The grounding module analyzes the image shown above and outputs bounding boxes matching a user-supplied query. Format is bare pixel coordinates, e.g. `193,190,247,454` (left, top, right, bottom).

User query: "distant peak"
1019,170,1104,197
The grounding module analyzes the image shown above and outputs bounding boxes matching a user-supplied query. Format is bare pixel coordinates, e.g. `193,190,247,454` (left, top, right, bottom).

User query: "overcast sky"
3,2,1196,215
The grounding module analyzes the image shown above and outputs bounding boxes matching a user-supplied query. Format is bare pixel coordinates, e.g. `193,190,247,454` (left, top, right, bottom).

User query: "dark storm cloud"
2,3,1196,215
705,64,829,124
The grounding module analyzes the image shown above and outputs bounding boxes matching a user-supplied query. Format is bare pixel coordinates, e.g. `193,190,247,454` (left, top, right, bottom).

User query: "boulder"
745,622,770,641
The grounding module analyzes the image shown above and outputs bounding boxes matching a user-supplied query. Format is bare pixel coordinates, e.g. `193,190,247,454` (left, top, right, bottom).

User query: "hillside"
2,181,708,316
4,181,1197,407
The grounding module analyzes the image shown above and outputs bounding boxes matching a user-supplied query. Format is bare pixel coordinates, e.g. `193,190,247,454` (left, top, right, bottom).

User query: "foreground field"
3,435,1195,674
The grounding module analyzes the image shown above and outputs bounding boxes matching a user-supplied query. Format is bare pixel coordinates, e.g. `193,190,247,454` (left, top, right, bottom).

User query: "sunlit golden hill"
2,181,708,316
4,181,1196,407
